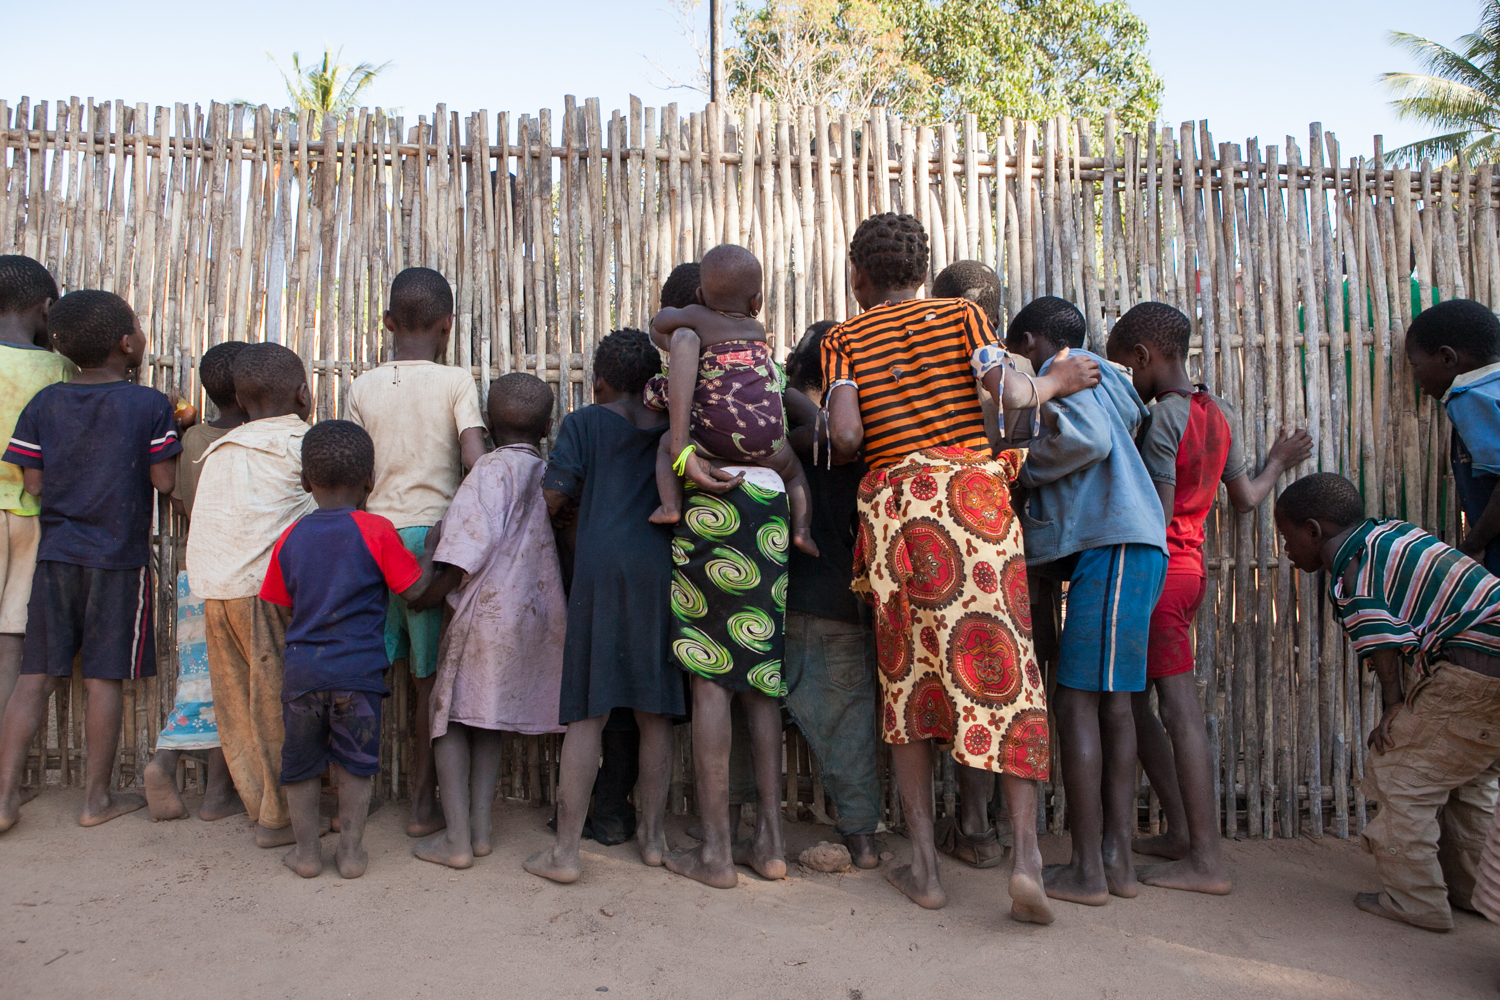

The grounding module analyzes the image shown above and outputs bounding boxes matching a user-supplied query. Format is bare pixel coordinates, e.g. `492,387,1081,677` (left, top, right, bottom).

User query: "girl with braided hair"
823,212,1100,924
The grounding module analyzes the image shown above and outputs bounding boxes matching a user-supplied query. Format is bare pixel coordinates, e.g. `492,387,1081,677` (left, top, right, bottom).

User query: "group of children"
0,221,1497,934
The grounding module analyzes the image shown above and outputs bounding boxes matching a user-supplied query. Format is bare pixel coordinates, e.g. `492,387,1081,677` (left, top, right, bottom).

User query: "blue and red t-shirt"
259,507,422,702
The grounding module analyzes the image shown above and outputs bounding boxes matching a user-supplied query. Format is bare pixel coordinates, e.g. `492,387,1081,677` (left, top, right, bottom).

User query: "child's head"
300,419,375,504
849,213,929,303
697,245,763,316
199,341,250,413
1005,296,1086,370
1105,302,1191,399
1273,472,1364,573
660,262,702,309
787,320,837,397
1404,299,1500,399
48,290,143,370
232,342,310,420
384,267,454,352
487,372,554,445
0,255,59,345
593,328,660,398
931,260,1000,329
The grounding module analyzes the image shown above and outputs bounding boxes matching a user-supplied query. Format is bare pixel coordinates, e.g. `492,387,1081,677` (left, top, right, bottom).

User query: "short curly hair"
1006,296,1086,350
301,419,374,490
488,372,555,439
1406,298,1500,361
849,213,929,291
593,328,660,395
1109,302,1191,361
387,267,453,332
199,341,250,409
659,262,701,309
1275,473,1364,529
49,290,136,368
932,260,1000,328
0,255,59,314
233,342,307,409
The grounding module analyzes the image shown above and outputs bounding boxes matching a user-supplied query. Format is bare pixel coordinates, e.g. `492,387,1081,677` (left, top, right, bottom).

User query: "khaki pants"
1361,660,1500,930
205,597,292,830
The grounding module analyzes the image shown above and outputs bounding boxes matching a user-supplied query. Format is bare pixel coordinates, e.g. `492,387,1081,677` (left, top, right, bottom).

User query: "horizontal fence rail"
7,92,1486,840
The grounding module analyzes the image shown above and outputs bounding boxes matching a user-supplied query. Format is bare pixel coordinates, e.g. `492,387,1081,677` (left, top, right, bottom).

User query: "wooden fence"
7,92,1487,841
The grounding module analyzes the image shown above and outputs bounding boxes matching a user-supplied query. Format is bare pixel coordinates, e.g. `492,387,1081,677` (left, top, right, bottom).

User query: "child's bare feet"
886,863,947,909
732,835,787,880
1352,891,1448,931
844,833,880,870
638,830,666,867
1043,861,1109,906
257,817,328,847
648,504,681,525
406,802,446,838
79,790,145,827
0,789,23,833
1138,857,1232,895
524,844,581,883
415,830,474,870
335,839,369,879
197,788,245,822
1131,830,1189,860
791,532,819,557
1103,849,1138,898
143,754,190,822
282,843,323,878
1008,853,1055,925
664,844,738,889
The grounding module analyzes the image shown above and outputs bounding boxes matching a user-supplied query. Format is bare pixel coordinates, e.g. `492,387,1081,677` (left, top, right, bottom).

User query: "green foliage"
271,48,392,120
1383,1,1500,163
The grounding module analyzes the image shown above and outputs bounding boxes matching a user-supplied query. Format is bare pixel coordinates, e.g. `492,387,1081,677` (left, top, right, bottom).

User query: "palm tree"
1383,2,1500,163
271,48,392,119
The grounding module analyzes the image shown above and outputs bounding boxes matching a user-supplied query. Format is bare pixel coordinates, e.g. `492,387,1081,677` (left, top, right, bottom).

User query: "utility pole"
709,0,725,104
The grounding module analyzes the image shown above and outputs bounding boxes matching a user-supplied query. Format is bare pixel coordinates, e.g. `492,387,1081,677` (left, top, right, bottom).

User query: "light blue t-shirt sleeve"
1447,387,1500,476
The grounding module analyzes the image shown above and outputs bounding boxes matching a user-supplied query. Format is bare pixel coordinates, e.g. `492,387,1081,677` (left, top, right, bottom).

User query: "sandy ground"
2,790,1495,1000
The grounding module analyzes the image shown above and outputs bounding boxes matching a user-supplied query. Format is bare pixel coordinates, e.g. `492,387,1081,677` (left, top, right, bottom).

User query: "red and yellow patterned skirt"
854,446,1049,779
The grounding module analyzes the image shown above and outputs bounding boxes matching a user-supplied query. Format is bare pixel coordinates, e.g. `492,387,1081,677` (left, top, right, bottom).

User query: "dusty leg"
198,748,245,821
1130,684,1189,859
1003,775,1054,924
406,671,444,837
0,674,57,832
281,776,324,877
886,739,947,908
957,764,993,839
78,679,145,826
1137,673,1231,894
143,748,189,821
764,443,818,556
664,678,738,888
1100,691,1139,897
649,435,685,525
468,728,504,857
526,715,607,883
414,724,475,869
333,764,373,879
0,634,22,728
634,711,673,866
1044,685,1109,905
735,690,787,879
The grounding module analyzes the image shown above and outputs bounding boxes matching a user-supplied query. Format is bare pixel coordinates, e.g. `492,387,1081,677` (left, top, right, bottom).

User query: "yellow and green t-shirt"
1,341,76,514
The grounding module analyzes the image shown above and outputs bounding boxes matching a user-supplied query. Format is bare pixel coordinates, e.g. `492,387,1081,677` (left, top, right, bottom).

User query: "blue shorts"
21,560,156,680
280,689,383,784
1056,544,1167,693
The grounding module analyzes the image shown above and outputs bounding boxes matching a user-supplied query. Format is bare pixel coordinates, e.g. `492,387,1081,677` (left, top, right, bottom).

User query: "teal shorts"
385,525,443,679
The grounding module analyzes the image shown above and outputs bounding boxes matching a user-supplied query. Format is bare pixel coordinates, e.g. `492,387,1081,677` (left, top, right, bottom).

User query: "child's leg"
0,634,22,728
1131,685,1189,858
199,747,245,822
79,678,145,827
407,670,444,837
1137,672,1230,894
633,710,673,867
649,433,686,525
1043,684,1109,906
1099,690,1139,897
1002,775,1054,924
468,728,504,856
0,674,58,831
414,723,475,869
762,443,818,556
664,677,739,888
143,747,189,821
885,738,947,909
282,775,324,878
332,763,373,879
525,714,608,883
957,763,993,839
735,689,787,879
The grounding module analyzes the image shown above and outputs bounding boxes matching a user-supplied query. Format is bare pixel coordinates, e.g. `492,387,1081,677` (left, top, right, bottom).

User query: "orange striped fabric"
821,297,996,469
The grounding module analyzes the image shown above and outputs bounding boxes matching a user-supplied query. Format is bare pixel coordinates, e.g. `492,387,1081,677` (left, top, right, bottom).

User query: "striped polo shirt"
821,297,995,469
1329,518,1500,674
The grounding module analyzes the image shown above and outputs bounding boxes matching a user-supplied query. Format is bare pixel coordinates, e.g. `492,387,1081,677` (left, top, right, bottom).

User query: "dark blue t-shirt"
3,380,181,570
260,507,422,702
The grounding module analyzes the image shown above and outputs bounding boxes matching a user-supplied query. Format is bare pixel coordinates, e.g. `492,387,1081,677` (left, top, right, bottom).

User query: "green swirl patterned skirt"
669,479,789,697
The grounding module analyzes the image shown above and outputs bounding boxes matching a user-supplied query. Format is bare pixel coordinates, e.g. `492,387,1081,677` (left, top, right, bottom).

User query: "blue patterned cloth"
156,570,219,749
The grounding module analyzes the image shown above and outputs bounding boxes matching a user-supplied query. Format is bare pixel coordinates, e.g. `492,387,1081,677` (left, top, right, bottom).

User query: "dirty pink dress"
428,443,567,738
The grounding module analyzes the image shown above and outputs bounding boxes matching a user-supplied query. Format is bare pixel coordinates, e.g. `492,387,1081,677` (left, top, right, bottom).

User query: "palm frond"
1385,129,1474,164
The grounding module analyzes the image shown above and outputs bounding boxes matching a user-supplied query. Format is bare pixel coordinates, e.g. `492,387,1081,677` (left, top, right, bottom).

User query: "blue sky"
0,1,1479,157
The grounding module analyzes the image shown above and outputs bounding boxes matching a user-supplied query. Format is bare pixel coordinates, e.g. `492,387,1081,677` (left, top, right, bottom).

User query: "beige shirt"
186,413,318,601
346,360,486,530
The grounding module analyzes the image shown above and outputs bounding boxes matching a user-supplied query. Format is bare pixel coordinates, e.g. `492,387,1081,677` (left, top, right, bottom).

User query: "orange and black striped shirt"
821,297,995,469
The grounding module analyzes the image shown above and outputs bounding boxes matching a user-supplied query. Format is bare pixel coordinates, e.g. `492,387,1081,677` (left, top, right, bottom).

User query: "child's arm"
1461,489,1500,561
1223,427,1313,513
1015,392,1115,488
20,468,41,499
650,306,699,351
397,520,454,611
459,427,488,473
980,347,1100,414
150,455,177,495
1364,647,1405,754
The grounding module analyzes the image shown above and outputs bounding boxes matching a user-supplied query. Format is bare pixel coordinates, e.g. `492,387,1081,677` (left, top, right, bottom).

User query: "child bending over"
260,420,434,878
646,244,817,556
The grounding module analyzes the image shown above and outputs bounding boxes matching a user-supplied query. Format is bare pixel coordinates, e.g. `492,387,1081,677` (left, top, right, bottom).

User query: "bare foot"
638,831,666,867
1043,862,1109,906
20,786,40,805
335,841,369,879
79,791,146,827
885,863,947,909
732,836,787,880
257,817,329,848
648,505,681,525
0,790,22,833
414,831,474,870
282,844,322,878
1008,865,1055,924
143,757,190,822
1138,858,1232,895
472,833,494,859
197,791,246,822
844,833,880,870
1353,892,1449,932
664,844,737,889
1105,860,1139,898
792,532,820,557
406,807,446,839
1131,831,1188,860
524,845,581,884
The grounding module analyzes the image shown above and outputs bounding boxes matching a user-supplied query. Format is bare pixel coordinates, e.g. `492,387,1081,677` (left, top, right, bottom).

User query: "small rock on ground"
799,841,852,873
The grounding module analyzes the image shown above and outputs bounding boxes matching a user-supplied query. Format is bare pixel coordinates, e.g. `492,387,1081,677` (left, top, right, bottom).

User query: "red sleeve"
351,511,423,592
258,524,297,606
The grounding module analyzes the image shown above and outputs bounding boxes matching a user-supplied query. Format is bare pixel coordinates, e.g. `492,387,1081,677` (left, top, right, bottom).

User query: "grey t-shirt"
1138,389,1248,485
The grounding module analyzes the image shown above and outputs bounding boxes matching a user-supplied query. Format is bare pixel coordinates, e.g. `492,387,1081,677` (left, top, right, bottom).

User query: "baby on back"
646,244,815,555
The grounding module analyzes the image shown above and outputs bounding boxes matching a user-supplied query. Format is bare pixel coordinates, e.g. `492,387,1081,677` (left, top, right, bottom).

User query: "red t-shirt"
1137,388,1247,576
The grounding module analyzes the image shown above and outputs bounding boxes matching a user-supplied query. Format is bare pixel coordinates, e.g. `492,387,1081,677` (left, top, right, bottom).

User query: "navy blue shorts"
21,560,156,680
279,689,383,784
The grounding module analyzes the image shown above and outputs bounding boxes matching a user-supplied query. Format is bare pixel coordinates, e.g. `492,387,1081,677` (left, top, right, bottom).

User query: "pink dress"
428,444,567,738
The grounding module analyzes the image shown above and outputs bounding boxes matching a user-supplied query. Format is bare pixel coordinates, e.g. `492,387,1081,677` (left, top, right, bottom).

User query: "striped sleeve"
821,322,854,386
3,395,44,469
148,390,183,464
